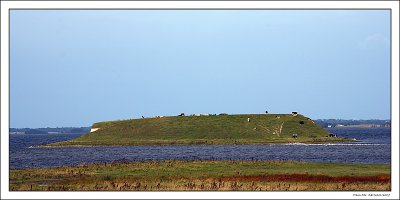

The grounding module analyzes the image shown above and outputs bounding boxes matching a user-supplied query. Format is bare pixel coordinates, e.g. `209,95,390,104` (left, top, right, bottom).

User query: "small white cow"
90,128,100,133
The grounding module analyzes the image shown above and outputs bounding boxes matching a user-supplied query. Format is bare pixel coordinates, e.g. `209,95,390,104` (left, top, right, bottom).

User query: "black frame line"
4,7,394,194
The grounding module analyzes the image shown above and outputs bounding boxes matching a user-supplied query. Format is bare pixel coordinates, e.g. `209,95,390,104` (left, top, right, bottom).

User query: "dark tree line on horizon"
314,119,391,128
9,127,91,134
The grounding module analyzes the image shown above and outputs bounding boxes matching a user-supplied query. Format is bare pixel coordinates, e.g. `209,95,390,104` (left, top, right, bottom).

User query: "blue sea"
9,128,391,169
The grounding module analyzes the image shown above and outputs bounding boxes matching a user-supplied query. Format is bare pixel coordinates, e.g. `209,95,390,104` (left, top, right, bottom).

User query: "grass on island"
10,160,390,191
45,114,353,146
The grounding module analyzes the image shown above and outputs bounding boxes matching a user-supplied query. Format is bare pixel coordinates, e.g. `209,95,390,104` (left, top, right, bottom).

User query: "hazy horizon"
10,10,391,128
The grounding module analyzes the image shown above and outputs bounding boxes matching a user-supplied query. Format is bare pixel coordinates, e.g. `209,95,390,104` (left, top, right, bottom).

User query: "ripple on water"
9,128,391,168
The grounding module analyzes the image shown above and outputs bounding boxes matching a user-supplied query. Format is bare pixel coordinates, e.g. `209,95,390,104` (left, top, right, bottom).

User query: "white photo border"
1,1,399,199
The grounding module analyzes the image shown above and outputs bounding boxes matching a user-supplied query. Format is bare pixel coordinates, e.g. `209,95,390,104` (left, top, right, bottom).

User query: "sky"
10,10,391,128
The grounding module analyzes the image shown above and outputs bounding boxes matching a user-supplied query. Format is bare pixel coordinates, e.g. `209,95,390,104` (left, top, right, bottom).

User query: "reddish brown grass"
220,174,390,183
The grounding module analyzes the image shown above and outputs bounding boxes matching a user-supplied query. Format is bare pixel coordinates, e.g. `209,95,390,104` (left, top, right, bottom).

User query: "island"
43,113,354,147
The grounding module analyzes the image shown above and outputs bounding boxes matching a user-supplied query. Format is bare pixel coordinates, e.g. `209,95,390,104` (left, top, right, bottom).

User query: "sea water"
9,128,391,168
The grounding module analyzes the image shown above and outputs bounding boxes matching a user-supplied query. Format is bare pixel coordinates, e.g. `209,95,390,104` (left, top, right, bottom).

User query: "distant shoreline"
326,126,391,129
9,133,85,135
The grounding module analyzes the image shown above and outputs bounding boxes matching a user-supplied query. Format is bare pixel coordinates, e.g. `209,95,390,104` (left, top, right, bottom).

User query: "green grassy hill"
46,114,352,146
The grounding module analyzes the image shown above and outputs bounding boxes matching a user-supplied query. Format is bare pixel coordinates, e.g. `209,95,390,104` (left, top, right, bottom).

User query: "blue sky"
10,10,390,128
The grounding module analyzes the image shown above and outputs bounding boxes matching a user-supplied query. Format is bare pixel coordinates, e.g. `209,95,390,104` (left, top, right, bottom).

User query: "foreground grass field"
10,160,390,191
45,114,353,146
